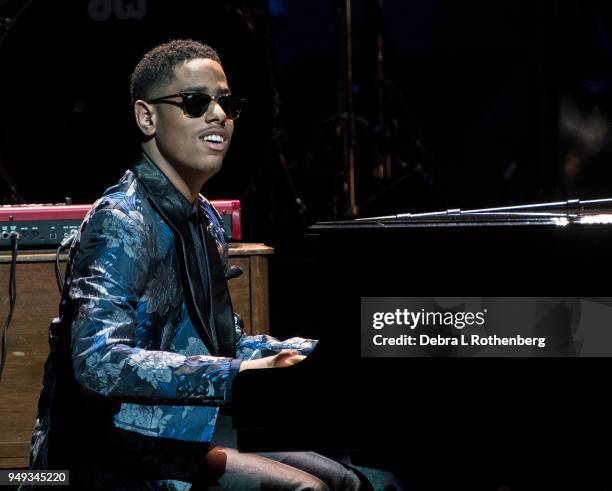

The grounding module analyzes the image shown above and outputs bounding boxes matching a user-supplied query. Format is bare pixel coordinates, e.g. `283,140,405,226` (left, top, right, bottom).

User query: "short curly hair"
130,39,222,105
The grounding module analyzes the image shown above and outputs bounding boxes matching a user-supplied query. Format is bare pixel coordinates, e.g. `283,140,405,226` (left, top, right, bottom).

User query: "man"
28,39,362,490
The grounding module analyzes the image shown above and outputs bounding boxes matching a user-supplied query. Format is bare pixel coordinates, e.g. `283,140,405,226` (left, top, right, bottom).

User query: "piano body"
232,198,612,472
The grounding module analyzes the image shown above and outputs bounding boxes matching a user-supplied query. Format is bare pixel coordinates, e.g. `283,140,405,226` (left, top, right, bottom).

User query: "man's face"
150,58,234,181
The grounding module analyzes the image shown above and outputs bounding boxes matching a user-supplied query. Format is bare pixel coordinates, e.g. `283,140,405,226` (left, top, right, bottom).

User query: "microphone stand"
337,0,358,217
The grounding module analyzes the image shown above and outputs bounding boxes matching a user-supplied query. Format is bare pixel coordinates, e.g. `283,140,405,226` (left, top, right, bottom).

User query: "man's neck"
141,143,205,204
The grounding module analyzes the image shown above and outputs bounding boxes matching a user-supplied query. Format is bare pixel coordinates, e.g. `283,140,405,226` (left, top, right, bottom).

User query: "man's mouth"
199,133,226,151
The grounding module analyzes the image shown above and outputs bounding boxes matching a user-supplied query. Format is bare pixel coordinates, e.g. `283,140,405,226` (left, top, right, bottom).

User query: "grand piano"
232,198,612,476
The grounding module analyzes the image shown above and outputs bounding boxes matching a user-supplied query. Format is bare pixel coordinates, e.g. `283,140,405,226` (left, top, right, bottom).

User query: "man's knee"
339,467,364,491
289,472,329,491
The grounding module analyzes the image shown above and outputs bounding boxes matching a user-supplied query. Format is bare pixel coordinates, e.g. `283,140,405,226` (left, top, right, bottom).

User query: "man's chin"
194,158,223,178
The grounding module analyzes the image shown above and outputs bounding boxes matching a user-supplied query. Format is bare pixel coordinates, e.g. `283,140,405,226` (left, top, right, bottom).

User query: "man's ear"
134,100,156,137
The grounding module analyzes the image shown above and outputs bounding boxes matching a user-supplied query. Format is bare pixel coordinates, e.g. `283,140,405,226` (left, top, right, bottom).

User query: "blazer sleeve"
70,207,235,405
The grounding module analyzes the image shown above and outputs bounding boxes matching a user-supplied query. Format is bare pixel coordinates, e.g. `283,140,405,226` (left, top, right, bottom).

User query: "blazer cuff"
223,359,243,406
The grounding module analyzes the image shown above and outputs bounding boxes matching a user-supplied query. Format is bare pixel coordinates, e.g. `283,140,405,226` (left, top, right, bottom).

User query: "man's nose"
205,99,227,123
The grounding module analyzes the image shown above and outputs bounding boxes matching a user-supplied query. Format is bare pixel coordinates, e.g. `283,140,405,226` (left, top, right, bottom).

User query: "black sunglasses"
147,92,245,119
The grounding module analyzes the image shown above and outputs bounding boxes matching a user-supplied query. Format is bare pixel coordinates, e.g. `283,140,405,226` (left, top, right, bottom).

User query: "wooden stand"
0,243,273,468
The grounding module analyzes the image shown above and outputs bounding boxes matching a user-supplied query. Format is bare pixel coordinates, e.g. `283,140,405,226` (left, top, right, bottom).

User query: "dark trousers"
207,447,362,490
70,419,364,490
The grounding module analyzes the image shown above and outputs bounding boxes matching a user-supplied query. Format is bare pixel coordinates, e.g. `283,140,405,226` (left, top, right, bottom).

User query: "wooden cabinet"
0,243,273,468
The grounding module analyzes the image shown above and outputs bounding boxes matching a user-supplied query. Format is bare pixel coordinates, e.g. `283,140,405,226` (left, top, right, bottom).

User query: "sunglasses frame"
146,91,245,119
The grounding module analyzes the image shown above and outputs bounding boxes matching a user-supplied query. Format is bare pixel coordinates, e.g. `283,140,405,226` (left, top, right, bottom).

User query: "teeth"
203,134,224,143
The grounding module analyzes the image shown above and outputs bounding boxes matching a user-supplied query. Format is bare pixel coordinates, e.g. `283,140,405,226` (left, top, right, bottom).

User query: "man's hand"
273,349,306,368
239,350,306,372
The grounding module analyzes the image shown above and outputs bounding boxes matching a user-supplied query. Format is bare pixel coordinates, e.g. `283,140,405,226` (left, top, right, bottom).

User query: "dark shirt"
189,204,211,317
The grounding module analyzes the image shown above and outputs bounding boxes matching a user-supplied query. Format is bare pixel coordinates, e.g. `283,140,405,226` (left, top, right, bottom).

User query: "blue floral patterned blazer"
29,153,316,472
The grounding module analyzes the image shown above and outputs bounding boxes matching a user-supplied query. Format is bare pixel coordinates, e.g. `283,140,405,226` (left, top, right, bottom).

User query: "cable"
55,229,77,294
0,230,19,384
55,245,62,293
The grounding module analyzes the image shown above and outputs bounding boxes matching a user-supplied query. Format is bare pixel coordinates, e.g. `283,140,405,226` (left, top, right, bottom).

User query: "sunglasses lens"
220,95,244,119
181,93,244,119
183,93,211,117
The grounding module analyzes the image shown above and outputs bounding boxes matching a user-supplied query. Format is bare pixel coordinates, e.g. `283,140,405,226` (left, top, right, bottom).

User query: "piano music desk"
0,242,273,468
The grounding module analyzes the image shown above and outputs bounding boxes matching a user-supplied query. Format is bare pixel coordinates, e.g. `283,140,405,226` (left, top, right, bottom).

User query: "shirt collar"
190,202,200,226
133,151,198,223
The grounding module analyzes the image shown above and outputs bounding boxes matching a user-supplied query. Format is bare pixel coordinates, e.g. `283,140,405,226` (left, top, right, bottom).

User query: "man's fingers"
287,355,306,365
273,351,306,367
278,349,298,356
275,349,297,360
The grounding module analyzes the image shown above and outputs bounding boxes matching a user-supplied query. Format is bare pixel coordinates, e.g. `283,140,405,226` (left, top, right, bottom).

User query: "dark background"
3,3,612,488
1,0,612,337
